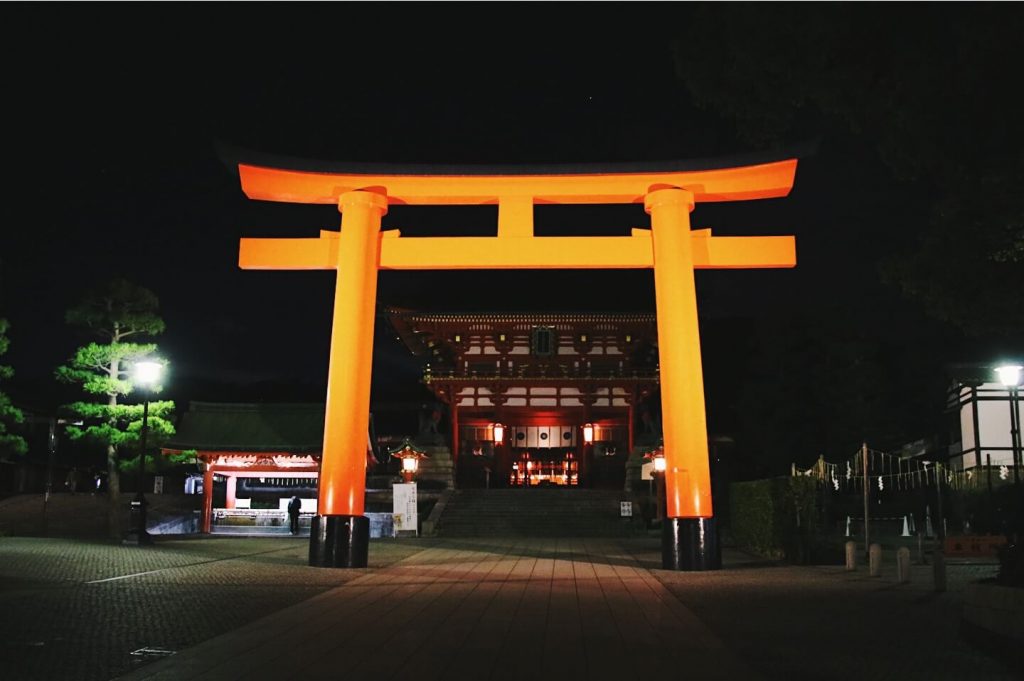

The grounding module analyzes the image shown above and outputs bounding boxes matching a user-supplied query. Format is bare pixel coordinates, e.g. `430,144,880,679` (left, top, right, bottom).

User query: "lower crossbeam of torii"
233,156,799,570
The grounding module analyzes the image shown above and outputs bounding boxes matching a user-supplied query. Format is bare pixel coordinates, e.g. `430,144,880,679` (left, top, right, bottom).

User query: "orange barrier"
944,535,1008,557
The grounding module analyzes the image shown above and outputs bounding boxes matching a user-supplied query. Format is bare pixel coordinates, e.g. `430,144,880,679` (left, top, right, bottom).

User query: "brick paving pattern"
0,534,1017,681
0,536,426,681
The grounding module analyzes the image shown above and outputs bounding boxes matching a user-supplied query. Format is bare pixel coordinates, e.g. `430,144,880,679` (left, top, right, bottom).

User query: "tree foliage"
0,318,27,456
673,4,1024,337
62,398,176,452
65,277,166,341
727,309,955,476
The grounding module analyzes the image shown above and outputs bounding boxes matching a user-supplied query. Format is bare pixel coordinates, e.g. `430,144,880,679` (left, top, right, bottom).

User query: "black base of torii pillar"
663,518,721,571
309,515,369,568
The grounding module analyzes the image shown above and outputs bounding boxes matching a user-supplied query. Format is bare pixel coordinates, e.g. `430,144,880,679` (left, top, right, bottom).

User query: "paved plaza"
0,535,1016,681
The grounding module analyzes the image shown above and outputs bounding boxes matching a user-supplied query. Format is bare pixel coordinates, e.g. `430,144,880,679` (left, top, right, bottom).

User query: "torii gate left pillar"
307,190,387,567
234,157,799,569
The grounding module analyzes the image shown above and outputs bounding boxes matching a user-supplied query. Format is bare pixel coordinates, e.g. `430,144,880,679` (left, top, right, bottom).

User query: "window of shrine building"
531,327,556,357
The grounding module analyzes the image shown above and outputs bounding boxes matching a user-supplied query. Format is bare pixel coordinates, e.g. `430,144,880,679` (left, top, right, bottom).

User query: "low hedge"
729,476,826,563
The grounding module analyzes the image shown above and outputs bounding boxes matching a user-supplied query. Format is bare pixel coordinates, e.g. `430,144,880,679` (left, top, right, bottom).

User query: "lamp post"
127,359,163,545
645,445,667,523
389,439,427,483
995,364,1022,487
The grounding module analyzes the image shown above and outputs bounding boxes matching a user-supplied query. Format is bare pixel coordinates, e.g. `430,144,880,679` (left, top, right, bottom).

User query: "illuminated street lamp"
126,358,164,545
492,422,505,445
582,423,594,444
644,444,667,522
389,439,428,483
995,364,1022,487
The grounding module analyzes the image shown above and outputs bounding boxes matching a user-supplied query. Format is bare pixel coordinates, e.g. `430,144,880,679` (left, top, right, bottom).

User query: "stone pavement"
114,538,760,681
638,549,1017,681
0,535,425,681
0,535,1017,681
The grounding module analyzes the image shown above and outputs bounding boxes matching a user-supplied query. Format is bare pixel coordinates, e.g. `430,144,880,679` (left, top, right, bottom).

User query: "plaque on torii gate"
234,155,798,570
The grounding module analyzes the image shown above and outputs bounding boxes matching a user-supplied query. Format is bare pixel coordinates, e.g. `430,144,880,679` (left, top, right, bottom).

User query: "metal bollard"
845,540,857,571
896,547,911,583
932,549,947,592
869,543,882,577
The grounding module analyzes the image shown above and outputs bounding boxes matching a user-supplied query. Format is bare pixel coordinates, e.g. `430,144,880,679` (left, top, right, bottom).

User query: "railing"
212,508,295,527
426,366,659,381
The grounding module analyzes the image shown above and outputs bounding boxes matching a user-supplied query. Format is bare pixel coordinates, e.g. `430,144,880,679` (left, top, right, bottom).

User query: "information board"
393,483,418,536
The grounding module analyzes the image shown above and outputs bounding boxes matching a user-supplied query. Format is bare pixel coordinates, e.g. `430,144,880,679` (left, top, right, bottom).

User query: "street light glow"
134,360,164,387
995,364,1023,388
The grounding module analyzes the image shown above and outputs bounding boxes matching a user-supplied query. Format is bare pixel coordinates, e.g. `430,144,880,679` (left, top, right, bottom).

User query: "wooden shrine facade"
388,310,661,488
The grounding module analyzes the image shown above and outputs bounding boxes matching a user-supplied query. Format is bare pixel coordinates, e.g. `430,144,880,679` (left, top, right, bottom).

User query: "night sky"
2,5,1020,465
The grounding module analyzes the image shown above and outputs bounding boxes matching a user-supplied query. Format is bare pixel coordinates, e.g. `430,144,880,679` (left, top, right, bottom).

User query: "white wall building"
950,382,1022,471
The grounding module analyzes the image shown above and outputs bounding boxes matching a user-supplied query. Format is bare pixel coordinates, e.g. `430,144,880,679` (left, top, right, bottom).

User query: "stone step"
435,488,645,537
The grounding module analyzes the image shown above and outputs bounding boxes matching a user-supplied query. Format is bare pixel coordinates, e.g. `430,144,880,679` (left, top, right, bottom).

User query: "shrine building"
387,309,662,490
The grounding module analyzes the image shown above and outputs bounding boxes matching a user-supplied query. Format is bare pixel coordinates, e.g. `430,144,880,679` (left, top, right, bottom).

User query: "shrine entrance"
509,451,578,487
233,153,799,571
507,424,580,488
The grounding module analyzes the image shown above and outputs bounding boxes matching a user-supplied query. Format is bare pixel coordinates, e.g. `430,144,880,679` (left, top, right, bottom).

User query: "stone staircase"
434,488,647,537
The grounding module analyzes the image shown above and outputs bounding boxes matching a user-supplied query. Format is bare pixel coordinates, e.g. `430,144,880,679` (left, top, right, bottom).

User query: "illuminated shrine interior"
388,309,660,490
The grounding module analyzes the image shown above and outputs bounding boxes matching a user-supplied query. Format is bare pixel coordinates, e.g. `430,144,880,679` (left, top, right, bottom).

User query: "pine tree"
56,279,175,538
0,318,27,457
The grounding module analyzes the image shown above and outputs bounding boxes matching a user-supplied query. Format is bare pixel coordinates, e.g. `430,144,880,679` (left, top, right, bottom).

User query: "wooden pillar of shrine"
200,459,214,534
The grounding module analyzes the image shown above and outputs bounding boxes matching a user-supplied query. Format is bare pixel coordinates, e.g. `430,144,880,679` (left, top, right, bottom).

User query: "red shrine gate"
233,153,798,570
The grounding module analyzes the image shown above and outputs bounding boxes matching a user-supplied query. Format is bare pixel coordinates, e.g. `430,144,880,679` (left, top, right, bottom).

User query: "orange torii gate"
235,157,798,570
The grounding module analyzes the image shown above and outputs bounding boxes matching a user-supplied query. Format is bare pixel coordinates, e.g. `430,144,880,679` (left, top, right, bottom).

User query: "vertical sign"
153,476,164,494
641,462,654,481
393,483,418,536
620,501,633,517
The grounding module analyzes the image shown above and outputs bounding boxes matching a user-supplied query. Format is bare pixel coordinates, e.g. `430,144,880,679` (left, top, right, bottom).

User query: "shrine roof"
165,402,325,453
385,308,658,358
386,308,656,324
219,141,814,177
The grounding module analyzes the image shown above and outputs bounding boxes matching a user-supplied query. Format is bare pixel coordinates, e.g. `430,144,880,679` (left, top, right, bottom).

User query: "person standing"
287,495,302,535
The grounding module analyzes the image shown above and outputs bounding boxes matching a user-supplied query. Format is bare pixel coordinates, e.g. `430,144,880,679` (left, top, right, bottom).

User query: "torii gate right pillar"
646,188,720,570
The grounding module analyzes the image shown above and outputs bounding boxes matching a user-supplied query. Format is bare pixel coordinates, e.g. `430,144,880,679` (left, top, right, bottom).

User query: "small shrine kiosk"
162,402,328,533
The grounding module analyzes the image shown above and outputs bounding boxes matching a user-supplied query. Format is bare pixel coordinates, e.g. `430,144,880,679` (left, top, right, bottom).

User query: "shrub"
729,476,824,563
